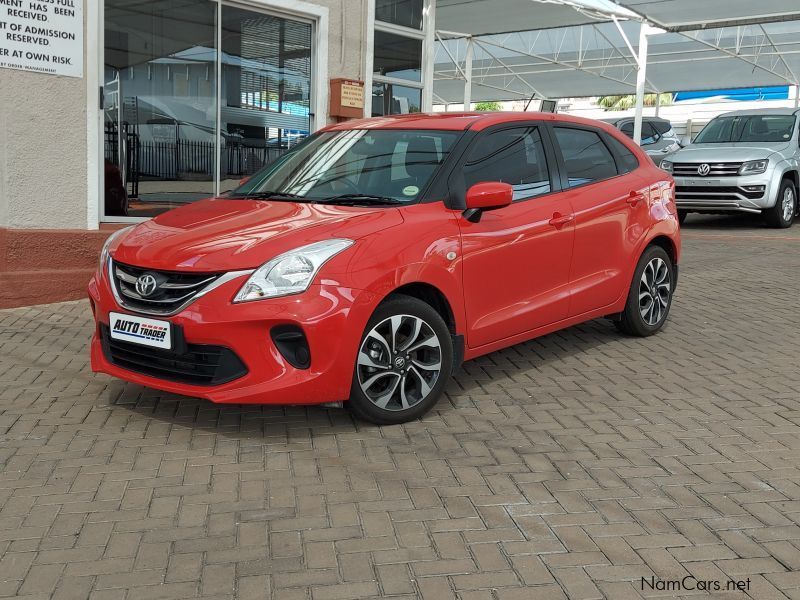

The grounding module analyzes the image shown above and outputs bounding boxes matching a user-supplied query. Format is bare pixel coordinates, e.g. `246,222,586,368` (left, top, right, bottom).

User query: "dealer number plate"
109,312,172,350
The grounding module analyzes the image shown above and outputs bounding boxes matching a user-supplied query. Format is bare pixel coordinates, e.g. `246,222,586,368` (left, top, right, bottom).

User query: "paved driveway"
1,215,800,600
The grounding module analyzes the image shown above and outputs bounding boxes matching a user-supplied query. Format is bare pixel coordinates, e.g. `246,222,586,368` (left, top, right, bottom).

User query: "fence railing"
104,125,291,198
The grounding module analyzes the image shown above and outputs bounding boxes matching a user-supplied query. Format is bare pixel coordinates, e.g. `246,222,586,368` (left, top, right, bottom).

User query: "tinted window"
554,127,618,187
605,136,639,174
620,121,658,145
464,127,551,201
651,120,673,135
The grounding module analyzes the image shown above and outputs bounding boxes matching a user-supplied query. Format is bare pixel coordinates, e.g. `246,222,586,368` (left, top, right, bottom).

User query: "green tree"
597,93,674,111
474,101,502,111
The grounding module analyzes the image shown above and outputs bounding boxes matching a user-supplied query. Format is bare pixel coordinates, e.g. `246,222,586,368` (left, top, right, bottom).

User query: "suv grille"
100,324,247,386
112,261,221,316
672,162,743,177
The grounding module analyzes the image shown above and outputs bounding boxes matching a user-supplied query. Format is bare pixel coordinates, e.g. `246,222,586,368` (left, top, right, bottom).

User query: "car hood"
670,142,792,162
111,198,404,272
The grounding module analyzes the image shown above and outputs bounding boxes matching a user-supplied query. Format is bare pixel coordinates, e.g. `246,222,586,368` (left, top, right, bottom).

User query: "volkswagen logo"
697,163,711,177
135,273,159,298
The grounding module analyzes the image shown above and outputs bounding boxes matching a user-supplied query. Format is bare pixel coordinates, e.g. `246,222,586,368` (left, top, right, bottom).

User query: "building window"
102,0,313,220
371,0,430,117
375,0,424,30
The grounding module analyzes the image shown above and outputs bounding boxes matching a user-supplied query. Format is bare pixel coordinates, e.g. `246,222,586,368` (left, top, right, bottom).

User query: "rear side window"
553,127,618,187
605,135,639,174
620,121,659,145
464,127,551,201
652,120,673,135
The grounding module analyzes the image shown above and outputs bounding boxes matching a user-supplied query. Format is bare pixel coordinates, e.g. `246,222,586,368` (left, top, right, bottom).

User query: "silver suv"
661,108,800,228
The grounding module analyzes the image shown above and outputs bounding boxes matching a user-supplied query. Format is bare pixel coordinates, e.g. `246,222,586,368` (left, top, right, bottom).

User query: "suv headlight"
234,239,354,302
739,159,768,175
99,226,134,274
660,159,673,173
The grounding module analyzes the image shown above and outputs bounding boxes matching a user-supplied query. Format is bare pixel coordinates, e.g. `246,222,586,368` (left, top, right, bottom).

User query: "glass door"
102,0,314,220
103,0,218,218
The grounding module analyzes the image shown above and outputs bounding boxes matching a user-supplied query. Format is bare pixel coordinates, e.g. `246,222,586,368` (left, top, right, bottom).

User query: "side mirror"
463,181,513,223
680,135,692,147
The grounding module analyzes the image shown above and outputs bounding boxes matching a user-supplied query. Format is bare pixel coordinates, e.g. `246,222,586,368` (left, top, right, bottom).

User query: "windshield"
694,115,797,144
232,129,460,203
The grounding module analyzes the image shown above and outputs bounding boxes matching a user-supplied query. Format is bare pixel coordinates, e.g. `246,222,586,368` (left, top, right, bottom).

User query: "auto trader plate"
109,312,172,350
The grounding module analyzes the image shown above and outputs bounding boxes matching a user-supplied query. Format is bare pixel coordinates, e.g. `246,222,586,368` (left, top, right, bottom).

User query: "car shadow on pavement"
103,317,626,436
681,212,771,229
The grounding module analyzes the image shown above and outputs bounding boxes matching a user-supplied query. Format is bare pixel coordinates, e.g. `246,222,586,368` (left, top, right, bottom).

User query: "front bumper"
674,174,774,213
88,270,377,405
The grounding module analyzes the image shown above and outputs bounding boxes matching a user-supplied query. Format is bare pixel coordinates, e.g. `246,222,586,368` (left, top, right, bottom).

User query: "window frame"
548,123,636,191
446,121,563,210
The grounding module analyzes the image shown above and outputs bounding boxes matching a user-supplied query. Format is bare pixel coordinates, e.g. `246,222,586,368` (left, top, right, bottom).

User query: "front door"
457,125,575,349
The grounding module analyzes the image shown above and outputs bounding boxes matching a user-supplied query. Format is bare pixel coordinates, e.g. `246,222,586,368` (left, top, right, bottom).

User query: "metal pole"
633,23,649,145
794,84,800,109
464,37,473,110
655,91,661,117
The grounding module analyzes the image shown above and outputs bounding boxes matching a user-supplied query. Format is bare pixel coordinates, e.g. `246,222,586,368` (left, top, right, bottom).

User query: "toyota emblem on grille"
697,163,711,176
135,274,159,297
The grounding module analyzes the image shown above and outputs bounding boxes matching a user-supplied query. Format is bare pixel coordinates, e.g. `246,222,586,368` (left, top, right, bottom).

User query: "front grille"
676,186,764,201
673,162,743,177
100,325,247,386
112,261,221,315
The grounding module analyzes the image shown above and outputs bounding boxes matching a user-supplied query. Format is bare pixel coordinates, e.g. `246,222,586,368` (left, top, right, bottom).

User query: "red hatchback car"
89,112,680,424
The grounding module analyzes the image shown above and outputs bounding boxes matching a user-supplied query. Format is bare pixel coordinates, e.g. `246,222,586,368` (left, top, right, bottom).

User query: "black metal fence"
104,124,291,198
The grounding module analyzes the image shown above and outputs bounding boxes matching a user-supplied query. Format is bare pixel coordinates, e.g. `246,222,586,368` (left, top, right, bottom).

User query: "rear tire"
764,179,796,229
347,295,453,425
615,245,675,337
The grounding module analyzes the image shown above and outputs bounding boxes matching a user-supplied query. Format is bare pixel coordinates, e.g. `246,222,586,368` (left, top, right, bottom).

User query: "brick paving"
1,214,800,599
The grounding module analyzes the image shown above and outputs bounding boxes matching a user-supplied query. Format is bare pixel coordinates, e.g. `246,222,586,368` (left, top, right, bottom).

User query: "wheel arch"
386,282,457,334
780,169,799,190
648,235,678,265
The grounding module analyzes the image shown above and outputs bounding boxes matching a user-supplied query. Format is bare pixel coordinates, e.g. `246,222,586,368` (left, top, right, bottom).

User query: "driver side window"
463,127,552,202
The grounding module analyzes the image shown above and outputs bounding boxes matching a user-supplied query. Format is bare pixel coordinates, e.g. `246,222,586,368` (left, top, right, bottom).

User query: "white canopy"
433,0,800,104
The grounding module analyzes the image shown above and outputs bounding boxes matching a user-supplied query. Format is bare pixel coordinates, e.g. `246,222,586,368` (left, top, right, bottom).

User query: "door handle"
549,213,574,228
626,191,645,206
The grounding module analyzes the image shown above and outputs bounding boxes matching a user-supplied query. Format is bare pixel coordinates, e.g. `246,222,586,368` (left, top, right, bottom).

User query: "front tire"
615,246,675,337
347,295,453,425
764,179,796,229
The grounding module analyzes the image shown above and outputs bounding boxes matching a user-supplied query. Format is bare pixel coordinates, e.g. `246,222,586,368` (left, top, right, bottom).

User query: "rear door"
456,124,575,348
550,124,649,316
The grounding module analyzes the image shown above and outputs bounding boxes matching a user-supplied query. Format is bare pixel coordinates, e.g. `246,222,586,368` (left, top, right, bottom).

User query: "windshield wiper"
316,194,404,206
228,190,308,201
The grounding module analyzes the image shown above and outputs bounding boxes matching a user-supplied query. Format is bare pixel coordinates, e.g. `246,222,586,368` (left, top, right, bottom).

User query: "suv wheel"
764,179,796,229
615,246,675,337
348,295,453,425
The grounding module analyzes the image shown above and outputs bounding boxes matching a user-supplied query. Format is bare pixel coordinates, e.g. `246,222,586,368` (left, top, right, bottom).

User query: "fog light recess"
271,325,311,369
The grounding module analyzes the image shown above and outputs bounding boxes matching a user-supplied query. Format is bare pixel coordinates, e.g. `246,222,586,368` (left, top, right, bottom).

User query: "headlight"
99,226,134,273
660,160,673,173
234,239,354,302
739,159,768,175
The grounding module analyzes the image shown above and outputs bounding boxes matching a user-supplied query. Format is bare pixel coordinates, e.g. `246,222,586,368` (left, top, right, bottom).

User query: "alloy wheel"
357,315,442,412
782,187,796,223
639,257,671,326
